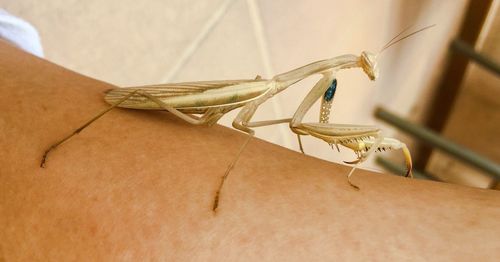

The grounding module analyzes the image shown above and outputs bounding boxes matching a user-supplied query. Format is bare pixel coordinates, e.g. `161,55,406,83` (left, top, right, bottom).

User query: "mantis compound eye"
360,51,379,81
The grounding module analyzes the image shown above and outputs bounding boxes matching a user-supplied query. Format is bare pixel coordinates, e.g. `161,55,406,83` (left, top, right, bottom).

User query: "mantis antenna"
379,24,436,55
379,24,415,51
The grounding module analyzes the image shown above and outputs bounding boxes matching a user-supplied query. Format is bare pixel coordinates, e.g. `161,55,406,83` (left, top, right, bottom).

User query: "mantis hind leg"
41,90,224,168
137,91,219,125
40,90,140,168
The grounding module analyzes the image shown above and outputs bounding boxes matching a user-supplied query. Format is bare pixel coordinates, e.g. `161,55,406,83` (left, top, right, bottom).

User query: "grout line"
160,0,237,82
246,0,292,148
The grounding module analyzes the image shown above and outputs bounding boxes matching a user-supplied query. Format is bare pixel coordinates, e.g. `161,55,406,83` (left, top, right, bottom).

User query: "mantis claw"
402,145,413,178
343,159,361,165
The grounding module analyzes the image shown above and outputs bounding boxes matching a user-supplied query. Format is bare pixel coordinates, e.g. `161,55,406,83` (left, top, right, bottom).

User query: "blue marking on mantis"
323,79,337,102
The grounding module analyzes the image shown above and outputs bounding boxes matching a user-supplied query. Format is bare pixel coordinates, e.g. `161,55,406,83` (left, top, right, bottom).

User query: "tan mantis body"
42,26,435,211
41,52,411,211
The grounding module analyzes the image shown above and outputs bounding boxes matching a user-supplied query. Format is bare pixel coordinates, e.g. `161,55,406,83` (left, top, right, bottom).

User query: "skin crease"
0,41,499,261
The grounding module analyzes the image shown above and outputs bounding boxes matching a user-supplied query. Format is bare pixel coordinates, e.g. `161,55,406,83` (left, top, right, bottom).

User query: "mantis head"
359,25,436,82
360,51,379,81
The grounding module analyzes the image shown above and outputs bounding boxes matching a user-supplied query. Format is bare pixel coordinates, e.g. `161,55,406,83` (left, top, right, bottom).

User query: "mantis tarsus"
41,25,434,212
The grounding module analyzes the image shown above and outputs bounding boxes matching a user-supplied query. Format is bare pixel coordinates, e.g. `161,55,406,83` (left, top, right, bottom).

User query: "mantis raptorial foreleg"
297,122,413,186
233,66,412,189
286,69,412,187
215,54,403,204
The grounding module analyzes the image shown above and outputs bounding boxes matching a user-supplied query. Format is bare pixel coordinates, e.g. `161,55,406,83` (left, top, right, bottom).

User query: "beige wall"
2,0,468,171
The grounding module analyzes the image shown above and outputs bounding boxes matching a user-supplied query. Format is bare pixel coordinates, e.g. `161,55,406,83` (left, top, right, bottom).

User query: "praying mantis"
41,25,434,211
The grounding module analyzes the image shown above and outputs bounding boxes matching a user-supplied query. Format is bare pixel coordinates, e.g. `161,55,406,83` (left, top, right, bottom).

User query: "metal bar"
451,39,500,76
375,157,437,181
375,107,500,179
417,1,493,170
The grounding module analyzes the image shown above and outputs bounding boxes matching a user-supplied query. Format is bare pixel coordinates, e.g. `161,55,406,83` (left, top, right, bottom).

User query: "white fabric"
0,9,43,57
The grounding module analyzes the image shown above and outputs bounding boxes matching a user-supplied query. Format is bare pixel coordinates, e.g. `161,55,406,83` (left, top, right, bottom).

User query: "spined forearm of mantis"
41,25,433,212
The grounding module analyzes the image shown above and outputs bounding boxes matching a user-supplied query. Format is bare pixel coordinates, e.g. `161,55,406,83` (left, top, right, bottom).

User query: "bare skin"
0,41,499,261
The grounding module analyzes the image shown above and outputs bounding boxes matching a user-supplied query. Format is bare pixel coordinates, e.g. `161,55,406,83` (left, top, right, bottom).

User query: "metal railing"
374,39,499,183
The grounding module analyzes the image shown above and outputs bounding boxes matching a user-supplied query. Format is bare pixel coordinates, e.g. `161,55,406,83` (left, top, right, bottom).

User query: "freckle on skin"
89,224,98,237
465,218,479,227
237,234,251,246
314,184,324,191
33,224,39,233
